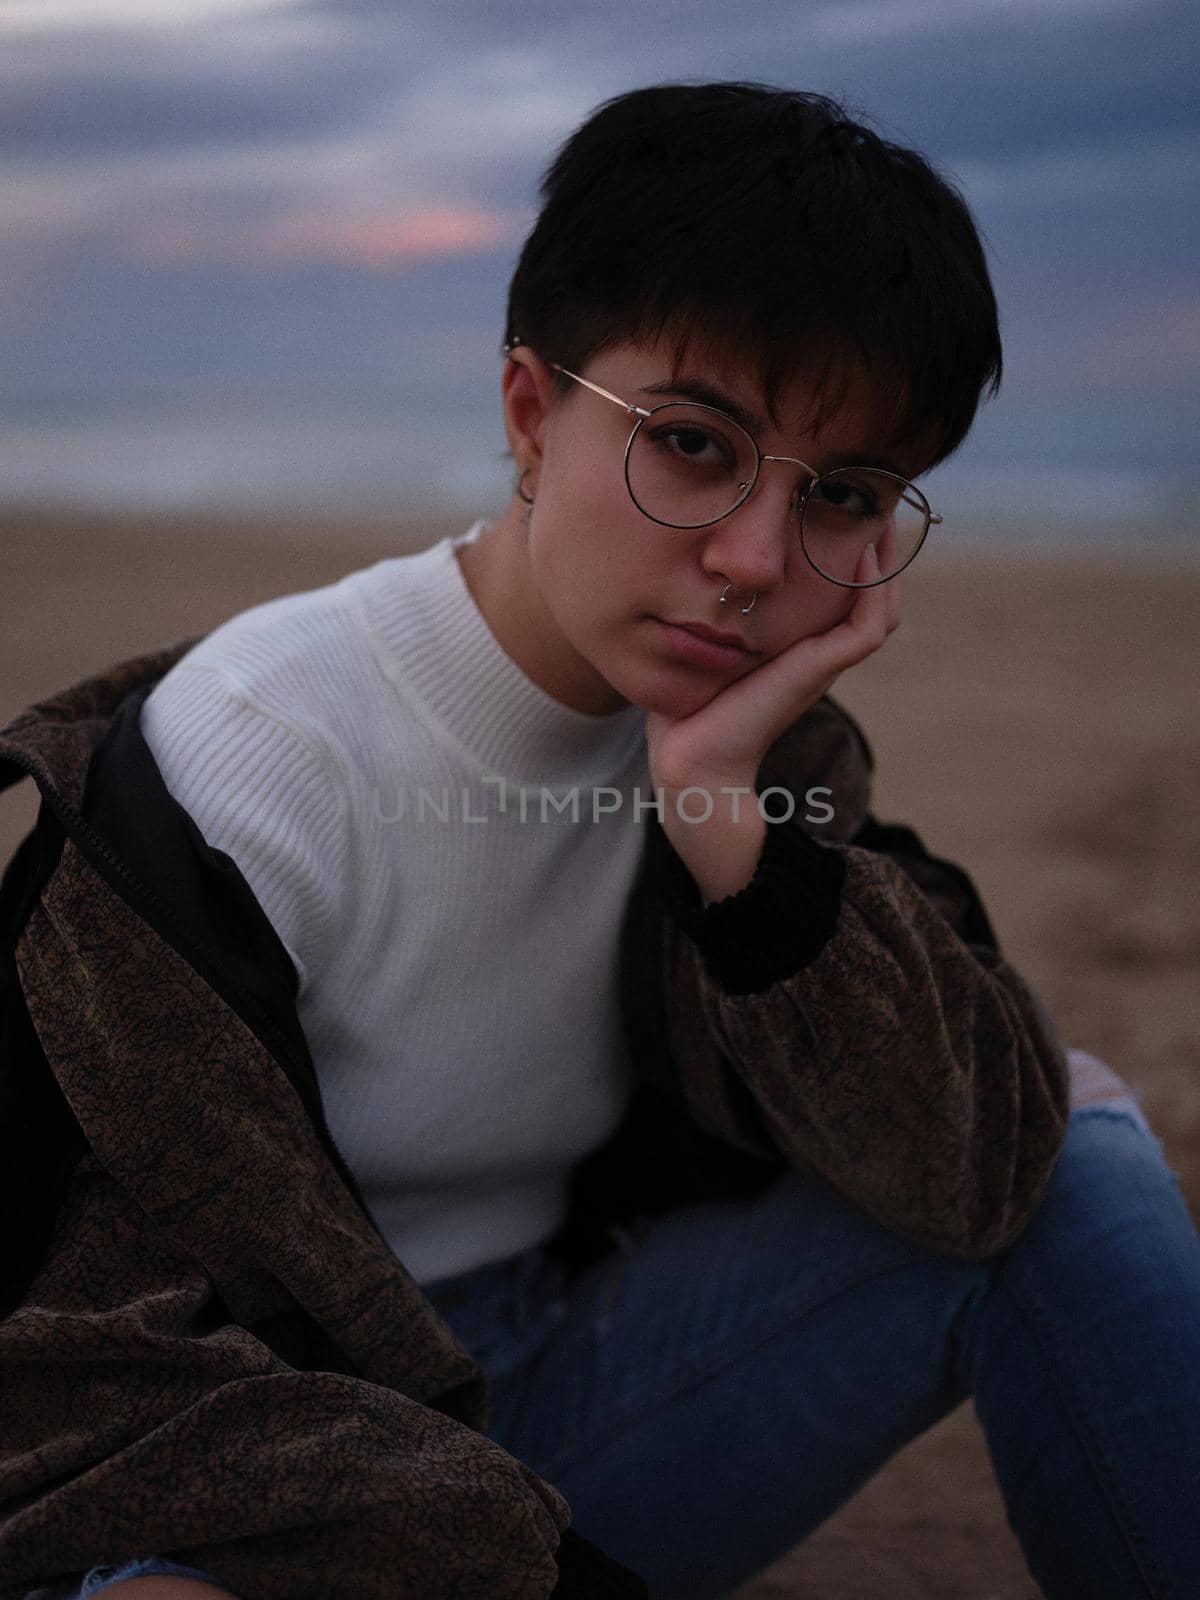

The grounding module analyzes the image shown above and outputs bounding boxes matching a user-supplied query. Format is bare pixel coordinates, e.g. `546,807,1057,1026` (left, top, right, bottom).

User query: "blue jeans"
62,1055,1200,1600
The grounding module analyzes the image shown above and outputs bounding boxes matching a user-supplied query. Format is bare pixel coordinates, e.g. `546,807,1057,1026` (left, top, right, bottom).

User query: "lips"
654,618,758,670
666,620,753,651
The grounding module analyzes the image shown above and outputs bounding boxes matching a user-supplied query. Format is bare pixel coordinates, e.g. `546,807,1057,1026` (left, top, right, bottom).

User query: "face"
500,334,924,720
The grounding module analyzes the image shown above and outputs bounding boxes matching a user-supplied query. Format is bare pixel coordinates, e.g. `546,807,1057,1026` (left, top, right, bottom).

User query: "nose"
699,469,798,597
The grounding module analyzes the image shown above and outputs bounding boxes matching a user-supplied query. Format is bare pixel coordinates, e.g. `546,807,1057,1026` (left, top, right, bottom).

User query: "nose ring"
719,583,757,616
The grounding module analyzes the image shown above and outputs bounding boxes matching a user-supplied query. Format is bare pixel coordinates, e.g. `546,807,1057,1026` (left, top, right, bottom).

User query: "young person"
3,82,1199,1600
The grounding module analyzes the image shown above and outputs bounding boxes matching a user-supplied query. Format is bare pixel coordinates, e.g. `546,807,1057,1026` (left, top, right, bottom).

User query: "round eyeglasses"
520,351,941,589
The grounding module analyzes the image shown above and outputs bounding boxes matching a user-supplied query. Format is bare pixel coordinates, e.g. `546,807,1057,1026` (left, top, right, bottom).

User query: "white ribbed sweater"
140,522,652,1284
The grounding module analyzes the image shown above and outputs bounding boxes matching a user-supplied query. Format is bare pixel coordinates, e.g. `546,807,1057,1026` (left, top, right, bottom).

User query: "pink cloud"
253,205,515,268
137,204,518,271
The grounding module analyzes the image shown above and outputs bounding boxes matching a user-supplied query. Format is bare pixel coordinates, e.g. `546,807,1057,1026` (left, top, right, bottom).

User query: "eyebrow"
637,375,914,479
815,448,913,479
639,377,768,438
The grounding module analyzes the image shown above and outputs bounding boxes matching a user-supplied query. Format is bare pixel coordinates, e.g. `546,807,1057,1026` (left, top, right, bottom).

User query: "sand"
3,505,1197,1598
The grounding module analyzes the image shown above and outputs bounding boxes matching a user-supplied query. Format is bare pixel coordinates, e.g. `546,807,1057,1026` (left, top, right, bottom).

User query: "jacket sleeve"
650,752,1071,1264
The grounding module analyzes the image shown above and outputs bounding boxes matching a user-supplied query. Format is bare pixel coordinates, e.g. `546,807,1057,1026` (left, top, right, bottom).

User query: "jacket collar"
2,646,320,1129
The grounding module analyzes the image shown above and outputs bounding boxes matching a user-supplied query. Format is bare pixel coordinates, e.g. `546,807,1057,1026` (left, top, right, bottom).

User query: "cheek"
533,467,649,599
540,424,622,516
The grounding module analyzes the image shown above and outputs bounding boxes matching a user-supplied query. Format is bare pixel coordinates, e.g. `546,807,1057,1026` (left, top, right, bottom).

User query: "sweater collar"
355,520,647,788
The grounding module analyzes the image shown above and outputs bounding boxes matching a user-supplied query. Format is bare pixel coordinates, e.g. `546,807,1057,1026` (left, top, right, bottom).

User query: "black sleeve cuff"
549,1526,649,1597
653,814,847,996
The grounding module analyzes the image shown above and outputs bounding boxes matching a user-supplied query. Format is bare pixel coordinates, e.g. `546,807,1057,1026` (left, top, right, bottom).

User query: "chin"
618,668,729,721
591,630,750,719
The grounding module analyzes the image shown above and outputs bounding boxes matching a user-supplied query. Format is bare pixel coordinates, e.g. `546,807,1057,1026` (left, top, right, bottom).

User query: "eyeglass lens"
624,403,929,586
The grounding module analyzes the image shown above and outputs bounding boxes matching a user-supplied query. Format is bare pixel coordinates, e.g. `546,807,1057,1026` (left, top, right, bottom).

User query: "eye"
648,422,737,471
809,474,884,520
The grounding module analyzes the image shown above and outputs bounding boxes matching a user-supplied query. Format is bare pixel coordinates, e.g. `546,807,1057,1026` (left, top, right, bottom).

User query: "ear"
501,348,560,493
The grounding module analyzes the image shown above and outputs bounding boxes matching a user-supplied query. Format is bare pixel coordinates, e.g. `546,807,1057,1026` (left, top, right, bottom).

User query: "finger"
884,569,903,635
858,544,902,638
837,545,892,654
851,540,880,589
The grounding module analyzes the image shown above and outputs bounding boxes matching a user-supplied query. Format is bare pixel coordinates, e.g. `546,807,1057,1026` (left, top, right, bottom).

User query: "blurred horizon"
3,0,1197,548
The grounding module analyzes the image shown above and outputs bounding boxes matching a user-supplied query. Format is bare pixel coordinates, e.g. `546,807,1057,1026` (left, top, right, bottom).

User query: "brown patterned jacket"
0,642,1070,1599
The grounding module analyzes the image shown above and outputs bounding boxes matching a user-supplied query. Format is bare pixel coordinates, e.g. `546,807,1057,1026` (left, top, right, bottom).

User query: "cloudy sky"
3,0,1197,544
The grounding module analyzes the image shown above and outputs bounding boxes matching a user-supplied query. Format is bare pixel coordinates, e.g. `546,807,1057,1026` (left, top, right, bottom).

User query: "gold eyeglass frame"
507,342,942,590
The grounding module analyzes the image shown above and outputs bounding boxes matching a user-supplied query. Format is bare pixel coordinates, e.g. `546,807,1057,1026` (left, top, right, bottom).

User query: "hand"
646,543,901,902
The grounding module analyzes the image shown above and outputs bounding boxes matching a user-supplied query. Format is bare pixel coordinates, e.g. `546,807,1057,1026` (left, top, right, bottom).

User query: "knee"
1065,1048,1154,1134
81,1583,239,1599
1030,1091,1184,1246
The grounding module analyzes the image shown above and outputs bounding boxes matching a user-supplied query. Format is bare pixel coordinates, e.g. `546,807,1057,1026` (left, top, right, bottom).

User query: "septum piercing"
720,584,757,615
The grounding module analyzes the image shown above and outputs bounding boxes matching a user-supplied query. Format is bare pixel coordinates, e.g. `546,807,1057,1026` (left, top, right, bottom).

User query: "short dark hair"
504,81,1001,470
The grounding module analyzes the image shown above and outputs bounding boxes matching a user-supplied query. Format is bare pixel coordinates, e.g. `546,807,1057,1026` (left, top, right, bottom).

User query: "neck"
456,503,629,717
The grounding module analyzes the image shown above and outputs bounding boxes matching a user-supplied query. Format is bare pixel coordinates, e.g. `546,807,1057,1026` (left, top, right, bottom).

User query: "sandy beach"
3,505,1197,1598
